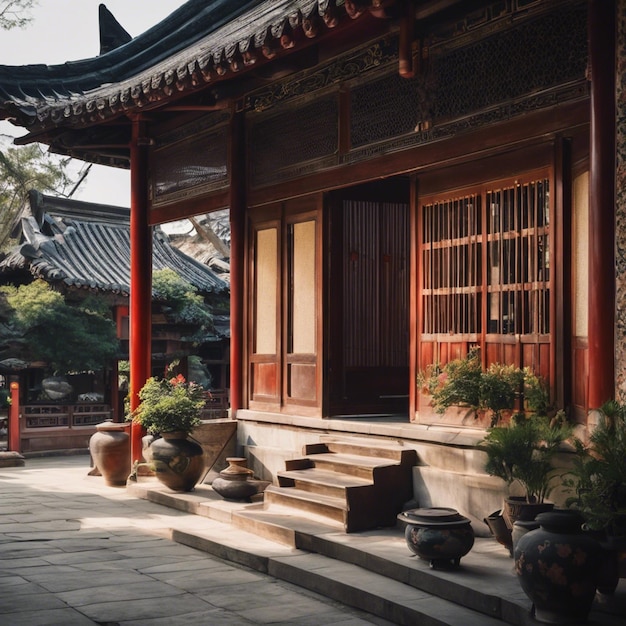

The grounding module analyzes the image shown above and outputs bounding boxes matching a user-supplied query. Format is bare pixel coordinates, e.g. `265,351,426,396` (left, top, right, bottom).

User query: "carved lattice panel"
152,126,228,205
430,3,587,122
249,95,338,187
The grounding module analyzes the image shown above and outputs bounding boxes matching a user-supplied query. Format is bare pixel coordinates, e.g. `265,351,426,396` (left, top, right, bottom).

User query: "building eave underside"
0,0,465,167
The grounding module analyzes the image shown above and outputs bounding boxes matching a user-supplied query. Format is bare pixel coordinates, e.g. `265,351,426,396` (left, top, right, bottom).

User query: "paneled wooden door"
326,179,410,417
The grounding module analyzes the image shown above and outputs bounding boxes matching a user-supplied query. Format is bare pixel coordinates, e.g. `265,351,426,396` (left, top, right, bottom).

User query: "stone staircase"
263,436,418,532
127,479,626,626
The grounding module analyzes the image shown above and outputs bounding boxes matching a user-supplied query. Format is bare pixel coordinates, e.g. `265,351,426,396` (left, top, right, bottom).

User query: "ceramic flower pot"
397,507,475,569
149,431,205,492
89,421,130,487
514,510,603,624
503,496,554,529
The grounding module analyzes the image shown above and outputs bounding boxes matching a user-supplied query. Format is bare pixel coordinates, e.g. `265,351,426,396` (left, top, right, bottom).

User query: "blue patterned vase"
514,510,602,624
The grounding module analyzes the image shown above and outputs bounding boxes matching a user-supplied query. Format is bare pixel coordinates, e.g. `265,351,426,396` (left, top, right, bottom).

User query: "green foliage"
131,367,205,435
481,363,525,423
0,0,36,30
0,141,76,251
0,280,119,374
0,387,9,408
481,414,575,503
429,349,483,413
564,401,626,537
419,349,550,426
152,269,213,340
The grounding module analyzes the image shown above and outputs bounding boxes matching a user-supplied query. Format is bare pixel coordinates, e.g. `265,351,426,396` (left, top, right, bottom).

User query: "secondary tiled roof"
0,190,229,297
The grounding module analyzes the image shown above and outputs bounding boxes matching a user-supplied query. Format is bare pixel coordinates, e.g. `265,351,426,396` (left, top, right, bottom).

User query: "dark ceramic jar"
212,457,257,501
397,507,475,569
149,432,205,492
514,510,603,624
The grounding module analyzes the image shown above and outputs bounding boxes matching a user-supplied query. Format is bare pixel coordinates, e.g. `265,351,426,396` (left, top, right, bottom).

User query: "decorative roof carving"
0,0,391,135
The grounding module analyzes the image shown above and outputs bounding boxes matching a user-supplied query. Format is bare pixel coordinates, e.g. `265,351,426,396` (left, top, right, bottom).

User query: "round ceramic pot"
511,519,540,554
211,457,257,501
149,432,205,492
397,507,475,569
514,510,603,624
503,496,554,529
89,421,131,487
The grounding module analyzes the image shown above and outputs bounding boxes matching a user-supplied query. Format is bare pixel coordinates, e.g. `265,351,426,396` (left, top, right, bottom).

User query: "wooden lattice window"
421,174,550,341
422,194,482,335
487,180,550,336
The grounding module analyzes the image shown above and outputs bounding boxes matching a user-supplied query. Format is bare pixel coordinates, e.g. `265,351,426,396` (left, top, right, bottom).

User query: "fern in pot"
482,412,574,529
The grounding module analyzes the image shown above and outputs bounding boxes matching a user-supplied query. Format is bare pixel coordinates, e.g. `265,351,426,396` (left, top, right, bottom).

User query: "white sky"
0,0,188,207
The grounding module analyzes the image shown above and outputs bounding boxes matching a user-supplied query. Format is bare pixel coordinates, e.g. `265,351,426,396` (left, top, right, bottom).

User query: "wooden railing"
22,404,112,429
201,390,229,419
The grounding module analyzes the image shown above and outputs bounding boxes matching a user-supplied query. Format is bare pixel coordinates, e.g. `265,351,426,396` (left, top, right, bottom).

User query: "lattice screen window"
487,179,550,335
421,177,550,337
422,194,482,334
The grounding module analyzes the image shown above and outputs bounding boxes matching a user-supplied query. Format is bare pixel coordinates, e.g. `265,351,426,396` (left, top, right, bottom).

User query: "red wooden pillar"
129,116,152,461
8,381,20,452
587,0,616,409
229,110,246,414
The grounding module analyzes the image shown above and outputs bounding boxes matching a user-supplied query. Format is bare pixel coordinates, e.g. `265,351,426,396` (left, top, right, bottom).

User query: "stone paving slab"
0,456,395,626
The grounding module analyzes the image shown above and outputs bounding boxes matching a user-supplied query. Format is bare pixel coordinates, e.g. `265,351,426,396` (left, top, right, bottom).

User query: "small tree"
0,0,36,31
0,280,119,374
152,268,214,343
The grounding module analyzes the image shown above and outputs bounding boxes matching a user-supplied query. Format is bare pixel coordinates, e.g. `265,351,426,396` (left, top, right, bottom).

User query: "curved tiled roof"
0,1,380,138
0,191,229,297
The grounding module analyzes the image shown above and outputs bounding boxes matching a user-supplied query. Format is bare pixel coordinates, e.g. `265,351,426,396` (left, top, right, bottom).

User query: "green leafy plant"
418,349,549,426
130,365,205,436
420,348,482,414
0,387,9,408
481,413,574,503
0,280,119,374
564,400,626,537
152,269,213,325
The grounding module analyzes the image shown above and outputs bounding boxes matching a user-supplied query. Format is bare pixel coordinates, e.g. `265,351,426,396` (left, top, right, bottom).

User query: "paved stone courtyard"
0,455,393,625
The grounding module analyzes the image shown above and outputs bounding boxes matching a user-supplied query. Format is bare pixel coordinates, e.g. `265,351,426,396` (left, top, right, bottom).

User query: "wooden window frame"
417,167,553,381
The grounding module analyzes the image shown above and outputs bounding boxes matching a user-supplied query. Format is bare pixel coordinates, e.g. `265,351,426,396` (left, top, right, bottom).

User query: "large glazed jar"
149,431,205,492
89,421,130,487
514,510,603,624
397,507,475,569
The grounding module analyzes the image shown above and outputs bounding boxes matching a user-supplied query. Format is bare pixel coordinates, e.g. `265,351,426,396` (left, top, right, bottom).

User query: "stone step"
277,467,373,498
128,480,626,626
170,523,505,626
263,484,348,527
267,552,506,626
317,435,419,465
295,451,404,479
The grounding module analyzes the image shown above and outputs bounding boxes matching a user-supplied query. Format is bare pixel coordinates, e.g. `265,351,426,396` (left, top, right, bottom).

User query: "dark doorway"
326,178,410,417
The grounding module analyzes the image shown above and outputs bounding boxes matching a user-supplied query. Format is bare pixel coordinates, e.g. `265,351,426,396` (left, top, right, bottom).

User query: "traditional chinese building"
0,0,621,527
0,190,229,452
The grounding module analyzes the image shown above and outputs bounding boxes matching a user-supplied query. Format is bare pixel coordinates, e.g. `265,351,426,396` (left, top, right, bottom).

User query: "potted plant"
418,349,547,427
130,365,206,492
564,400,626,592
482,412,574,530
